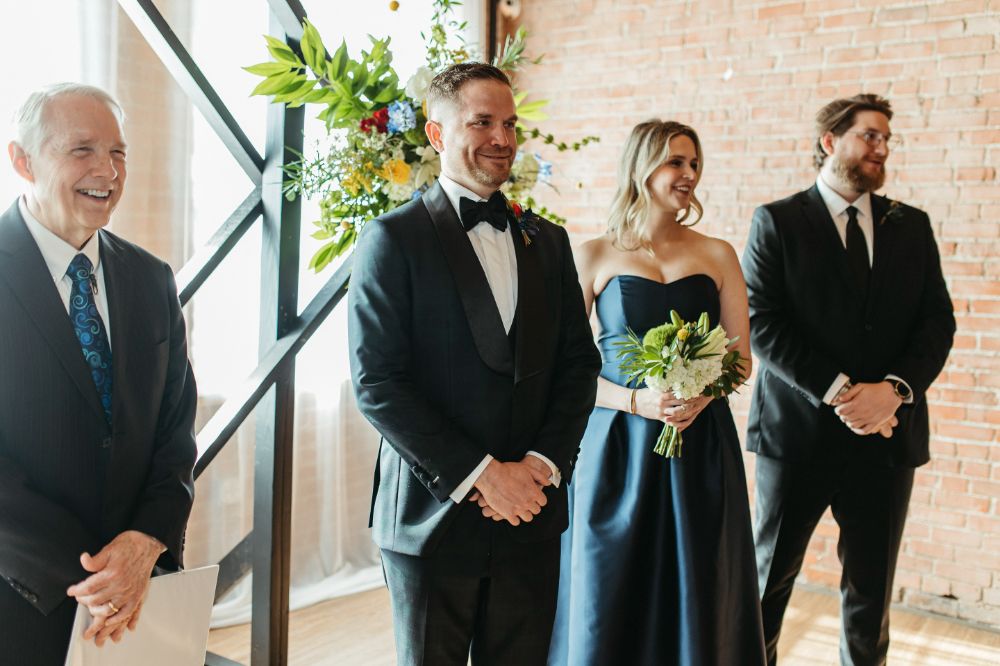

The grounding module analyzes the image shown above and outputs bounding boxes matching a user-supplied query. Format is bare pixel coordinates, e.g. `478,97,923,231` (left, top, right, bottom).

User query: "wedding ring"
107,601,120,615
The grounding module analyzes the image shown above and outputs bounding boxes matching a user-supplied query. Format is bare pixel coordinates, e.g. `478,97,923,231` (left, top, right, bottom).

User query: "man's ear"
8,141,34,182
425,120,444,153
820,132,836,157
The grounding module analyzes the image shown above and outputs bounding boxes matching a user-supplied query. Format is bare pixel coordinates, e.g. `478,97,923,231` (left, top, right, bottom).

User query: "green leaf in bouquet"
251,71,301,97
299,20,327,72
516,98,550,122
301,88,336,104
697,312,710,335
244,61,294,77
329,39,349,80
349,65,369,94
670,310,684,328
263,35,299,65
309,240,337,272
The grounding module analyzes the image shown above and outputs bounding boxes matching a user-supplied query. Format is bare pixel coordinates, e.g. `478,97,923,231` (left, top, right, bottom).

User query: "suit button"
428,476,439,489
28,593,38,603
101,437,112,448
864,324,872,331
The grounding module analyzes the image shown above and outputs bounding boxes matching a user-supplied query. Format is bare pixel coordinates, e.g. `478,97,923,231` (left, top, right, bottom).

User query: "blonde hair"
608,120,704,250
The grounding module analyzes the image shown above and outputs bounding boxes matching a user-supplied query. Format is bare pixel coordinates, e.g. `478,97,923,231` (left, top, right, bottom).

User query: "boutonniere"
506,199,540,246
878,199,905,226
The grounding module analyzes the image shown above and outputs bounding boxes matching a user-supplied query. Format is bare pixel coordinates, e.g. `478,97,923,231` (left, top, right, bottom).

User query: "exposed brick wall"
517,0,1000,626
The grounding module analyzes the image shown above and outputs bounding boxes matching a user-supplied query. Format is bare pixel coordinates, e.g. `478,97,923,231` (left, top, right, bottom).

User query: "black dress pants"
381,532,560,666
753,454,914,666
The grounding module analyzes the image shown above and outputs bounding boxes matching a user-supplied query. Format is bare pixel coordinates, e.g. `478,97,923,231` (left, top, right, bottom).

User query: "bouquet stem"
653,424,683,458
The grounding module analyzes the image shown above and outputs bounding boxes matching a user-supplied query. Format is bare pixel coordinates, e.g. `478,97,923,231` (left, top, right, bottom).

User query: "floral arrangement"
615,311,746,458
245,0,597,271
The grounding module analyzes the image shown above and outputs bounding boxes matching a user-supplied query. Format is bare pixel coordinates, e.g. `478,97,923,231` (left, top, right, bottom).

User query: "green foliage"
245,20,403,130
245,0,600,272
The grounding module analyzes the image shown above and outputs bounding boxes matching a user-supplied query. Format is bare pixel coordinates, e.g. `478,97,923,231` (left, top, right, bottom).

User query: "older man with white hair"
0,83,197,663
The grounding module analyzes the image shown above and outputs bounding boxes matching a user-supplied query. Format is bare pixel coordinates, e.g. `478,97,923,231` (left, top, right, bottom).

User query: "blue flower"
387,101,416,134
535,153,553,183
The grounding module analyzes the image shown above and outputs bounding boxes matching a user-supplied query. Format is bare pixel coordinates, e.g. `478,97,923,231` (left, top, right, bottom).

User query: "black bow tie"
459,191,509,233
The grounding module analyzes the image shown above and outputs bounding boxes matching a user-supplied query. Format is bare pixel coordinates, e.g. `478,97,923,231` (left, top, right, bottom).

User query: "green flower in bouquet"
245,0,598,271
615,310,746,458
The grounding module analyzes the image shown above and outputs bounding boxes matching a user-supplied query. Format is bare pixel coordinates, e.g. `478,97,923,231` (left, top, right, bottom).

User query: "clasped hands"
831,381,902,438
65,530,164,646
634,388,712,432
468,457,552,526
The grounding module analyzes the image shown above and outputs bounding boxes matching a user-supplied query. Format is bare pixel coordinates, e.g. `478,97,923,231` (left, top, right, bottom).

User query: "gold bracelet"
629,388,637,415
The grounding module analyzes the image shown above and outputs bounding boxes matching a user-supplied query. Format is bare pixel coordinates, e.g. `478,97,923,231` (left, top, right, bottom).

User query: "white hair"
13,83,125,155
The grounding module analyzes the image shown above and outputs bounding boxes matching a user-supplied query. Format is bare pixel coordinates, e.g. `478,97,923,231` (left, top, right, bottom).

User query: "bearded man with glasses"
742,94,955,665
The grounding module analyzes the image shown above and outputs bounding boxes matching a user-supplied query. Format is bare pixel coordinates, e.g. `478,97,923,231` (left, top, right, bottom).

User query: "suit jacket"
0,201,197,630
348,181,601,558
741,185,955,468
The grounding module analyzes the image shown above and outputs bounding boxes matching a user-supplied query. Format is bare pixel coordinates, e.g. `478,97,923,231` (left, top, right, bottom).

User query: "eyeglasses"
847,130,901,150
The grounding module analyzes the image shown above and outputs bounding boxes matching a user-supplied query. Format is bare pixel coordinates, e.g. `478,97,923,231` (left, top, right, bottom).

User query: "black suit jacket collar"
422,181,550,383
0,201,113,429
801,185,900,309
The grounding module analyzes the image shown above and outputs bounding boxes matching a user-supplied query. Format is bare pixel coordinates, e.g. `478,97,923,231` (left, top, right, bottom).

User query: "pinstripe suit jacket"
0,200,197,659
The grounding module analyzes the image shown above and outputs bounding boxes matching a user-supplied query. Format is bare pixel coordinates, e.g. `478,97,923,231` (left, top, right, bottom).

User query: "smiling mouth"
78,189,112,200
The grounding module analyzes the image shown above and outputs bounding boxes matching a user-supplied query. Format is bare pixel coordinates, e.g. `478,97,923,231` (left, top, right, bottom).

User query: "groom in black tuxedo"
348,63,600,665
742,94,955,665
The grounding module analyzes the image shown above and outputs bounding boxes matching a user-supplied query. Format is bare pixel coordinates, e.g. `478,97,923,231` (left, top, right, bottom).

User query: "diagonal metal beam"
213,531,254,603
193,255,352,478
177,189,262,306
116,0,265,184
266,0,307,40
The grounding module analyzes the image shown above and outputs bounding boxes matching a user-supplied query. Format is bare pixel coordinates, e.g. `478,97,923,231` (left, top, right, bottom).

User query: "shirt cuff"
449,454,493,503
885,374,915,404
822,373,851,405
526,451,561,488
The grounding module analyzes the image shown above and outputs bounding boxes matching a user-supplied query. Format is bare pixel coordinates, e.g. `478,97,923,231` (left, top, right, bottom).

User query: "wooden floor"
208,584,1000,665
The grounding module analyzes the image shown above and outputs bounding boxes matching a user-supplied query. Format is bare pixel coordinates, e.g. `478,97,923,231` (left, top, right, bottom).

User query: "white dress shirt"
437,175,560,502
19,196,112,345
814,178,911,405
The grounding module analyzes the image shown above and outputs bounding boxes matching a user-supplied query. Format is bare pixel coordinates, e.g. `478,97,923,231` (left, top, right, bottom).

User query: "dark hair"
426,62,511,114
813,94,893,169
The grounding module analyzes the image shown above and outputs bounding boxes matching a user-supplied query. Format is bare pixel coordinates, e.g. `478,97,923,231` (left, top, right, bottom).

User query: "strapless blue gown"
548,274,766,666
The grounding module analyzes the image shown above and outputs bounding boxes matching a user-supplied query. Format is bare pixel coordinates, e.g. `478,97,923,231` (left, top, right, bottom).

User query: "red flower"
360,107,390,134
373,107,389,132
511,201,523,217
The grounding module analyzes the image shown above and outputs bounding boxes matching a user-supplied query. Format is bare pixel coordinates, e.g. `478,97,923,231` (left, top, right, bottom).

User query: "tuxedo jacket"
742,185,955,468
348,181,601,558
0,201,197,623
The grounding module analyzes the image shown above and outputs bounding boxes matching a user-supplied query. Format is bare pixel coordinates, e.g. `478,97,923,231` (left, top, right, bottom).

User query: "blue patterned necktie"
67,253,113,424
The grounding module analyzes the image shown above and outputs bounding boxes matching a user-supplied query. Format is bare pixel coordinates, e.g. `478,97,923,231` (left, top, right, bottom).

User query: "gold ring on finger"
107,601,120,615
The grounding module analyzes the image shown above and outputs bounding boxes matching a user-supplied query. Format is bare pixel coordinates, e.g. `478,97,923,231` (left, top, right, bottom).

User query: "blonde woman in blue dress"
548,120,766,665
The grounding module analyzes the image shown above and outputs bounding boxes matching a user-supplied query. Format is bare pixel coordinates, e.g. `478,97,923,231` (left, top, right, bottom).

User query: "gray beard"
831,155,885,192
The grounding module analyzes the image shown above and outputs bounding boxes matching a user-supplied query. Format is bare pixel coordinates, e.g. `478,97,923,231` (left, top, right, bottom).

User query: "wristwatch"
886,378,911,401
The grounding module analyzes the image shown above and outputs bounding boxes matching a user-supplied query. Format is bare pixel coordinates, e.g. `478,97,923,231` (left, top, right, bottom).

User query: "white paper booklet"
64,565,219,666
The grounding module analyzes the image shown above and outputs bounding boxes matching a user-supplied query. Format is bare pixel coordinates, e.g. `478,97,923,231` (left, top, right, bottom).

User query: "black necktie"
459,191,508,233
845,205,870,296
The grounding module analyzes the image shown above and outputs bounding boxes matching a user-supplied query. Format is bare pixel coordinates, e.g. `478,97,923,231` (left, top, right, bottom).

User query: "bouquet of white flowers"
614,310,746,458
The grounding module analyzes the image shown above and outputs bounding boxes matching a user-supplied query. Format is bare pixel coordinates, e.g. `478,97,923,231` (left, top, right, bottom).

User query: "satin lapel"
0,203,107,423
867,194,898,314
99,232,130,429
424,182,513,376
802,185,861,299
510,219,550,384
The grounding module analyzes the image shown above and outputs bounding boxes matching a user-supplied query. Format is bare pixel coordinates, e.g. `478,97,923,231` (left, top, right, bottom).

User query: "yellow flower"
676,327,690,342
379,158,412,185
343,170,373,196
